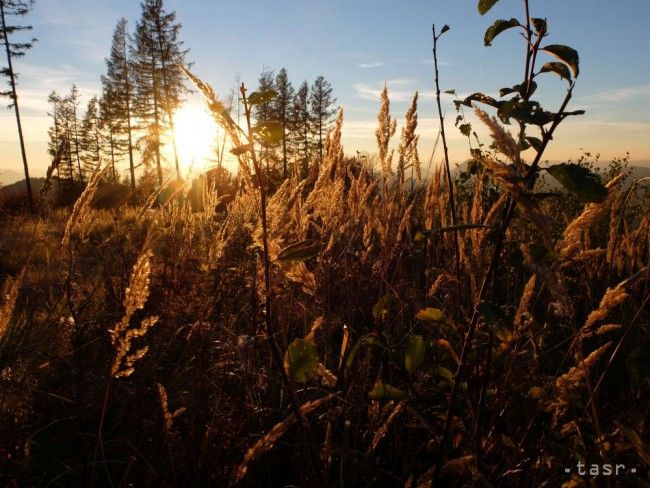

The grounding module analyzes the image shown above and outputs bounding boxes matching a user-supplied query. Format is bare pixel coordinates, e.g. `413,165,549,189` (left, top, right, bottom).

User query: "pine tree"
309,75,337,166
273,68,294,179
99,90,126,182
291,81,312,177
79,96,102,179
101,18,136,192
47,91,75,187
253,68,278,175
132,0,188,184
0,0,36,208
67,84,84,182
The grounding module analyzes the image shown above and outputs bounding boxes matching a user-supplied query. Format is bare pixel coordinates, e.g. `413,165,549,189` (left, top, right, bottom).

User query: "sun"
172,104,219,176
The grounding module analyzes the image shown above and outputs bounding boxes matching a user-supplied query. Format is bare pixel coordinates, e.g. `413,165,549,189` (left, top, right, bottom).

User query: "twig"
432,24,462,314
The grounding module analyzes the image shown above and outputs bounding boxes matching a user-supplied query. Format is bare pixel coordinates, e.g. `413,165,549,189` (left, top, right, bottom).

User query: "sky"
1,0,649,182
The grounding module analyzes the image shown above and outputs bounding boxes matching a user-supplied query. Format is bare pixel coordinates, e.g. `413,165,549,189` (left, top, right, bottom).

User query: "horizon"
1,0,649,182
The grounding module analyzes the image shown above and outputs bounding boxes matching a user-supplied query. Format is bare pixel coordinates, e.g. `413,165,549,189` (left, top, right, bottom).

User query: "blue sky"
1,0,649,180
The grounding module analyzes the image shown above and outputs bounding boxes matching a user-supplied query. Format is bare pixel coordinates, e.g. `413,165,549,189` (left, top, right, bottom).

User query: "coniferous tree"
291,81,312,176
0,0,36,207
132,0,188,183
79,96,102,179
101,18,136,192
253,68,278,175
273,68,294,179
99,91,125,181
47,91,75,187
309,75,336,166
66,84,84,182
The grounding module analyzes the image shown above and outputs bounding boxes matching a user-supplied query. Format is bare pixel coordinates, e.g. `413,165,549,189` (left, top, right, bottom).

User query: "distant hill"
0,168,24,185
629,165,650,181
0,177,46,196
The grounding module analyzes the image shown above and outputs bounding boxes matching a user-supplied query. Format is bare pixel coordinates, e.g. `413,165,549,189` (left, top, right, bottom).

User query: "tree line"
47,0,188,196
1,0,339,207
43,0,338,201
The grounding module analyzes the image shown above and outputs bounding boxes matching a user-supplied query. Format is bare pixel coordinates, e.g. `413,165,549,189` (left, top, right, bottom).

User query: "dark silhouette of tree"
79,96,102,179
291,81,312,176
253,68,278,175
67,84,84,182
132,0,189,184
309,75,336,166
99,91,125,181
0,0,36,208
273,68,294,179
101,18,136,192
47,91,75,188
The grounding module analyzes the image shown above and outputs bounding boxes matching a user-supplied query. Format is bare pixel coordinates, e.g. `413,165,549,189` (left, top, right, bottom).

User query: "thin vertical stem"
432,24,462,311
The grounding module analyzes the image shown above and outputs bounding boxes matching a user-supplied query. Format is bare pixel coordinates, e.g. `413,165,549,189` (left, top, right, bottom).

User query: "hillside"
0,177,46,197
0,168,24,186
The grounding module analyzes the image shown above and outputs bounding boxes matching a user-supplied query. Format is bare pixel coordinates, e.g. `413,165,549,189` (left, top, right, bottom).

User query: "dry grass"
0,80,648,487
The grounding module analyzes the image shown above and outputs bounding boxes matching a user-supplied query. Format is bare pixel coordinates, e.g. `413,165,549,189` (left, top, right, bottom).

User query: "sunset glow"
172,104,219,176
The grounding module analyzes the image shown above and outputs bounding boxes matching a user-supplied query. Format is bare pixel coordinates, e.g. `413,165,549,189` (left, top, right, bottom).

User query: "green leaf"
496,97,518,124
506,100,553,126
368,381,407,401
526,136,543,152
546,163,608,203
476,301,513,342
230,143,253,156
404,335,426,373
531,18,547,35
345,334,379,370
372,295,391,321
541,44,579,77
484,18,519,46
416,307,446,322
539,62,572,83
440,24,450,35
458,123,472,137
253,121,284,145
478,0,499,15
277,239,321,262
433,366,454,382
499,81,537,98
526,242,559,264
284,336,319,383
457,92,499,109
247,89,277,105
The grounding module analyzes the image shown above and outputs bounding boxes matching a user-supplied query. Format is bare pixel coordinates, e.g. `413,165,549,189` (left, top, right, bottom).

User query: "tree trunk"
123,35,136,195
150,47,163,185
1,2,33,209
155,15,181,180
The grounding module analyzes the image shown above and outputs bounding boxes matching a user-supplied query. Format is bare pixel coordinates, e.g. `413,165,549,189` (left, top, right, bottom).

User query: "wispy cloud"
419,59,451,67
9,63,98,115
561,118,650,133
582,84,650,103
335,51,382,60
359,61,386,69
354,79,464,102
337,51,449,69
354,80,420,101
36,0,117,63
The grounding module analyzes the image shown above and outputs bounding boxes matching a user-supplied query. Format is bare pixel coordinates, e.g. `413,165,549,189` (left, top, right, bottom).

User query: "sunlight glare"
173,105,219,176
